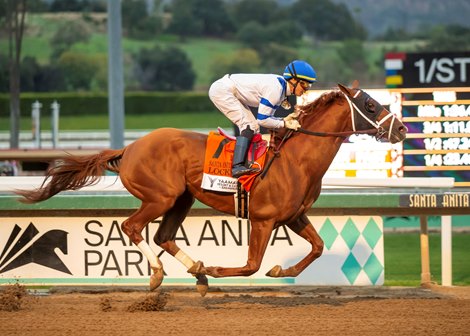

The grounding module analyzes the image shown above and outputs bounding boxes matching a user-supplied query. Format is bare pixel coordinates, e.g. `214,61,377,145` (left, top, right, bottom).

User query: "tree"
33,64,66,92
2,0,27,148
166,0,233,39
237,21,269,50
50,0,82,12
121,0,163,39
27,0,49,12
0,54,9,92
1,55,66,93
19,56,39,92
50,20,92,60
230,0,282,28
420,24,470,52
192,0,235,37
166,0,203,40
265,20,302,46
133,46,195,91
291,0,367,41
58,52,100,91
237,20,302,50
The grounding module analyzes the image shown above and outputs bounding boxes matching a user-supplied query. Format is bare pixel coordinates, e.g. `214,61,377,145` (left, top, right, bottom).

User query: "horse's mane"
270,89,346,145
300,89,344,117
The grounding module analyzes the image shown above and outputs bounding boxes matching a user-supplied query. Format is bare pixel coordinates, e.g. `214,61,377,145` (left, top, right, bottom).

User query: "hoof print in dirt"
100,297,113,312
127,292,169,312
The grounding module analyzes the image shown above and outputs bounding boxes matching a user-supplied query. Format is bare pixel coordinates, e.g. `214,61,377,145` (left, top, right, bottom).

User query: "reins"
260,129,293,179
260,127,377,179
259,90,386,179
297,127,377,138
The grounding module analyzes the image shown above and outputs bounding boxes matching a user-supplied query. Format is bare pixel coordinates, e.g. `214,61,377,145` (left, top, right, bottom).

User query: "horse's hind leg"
154,189,209,296
121,202,168,291
266,213,324,277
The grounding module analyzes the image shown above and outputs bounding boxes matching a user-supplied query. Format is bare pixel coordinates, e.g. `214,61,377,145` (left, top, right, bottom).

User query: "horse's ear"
351,80,359,89
337,83,353,96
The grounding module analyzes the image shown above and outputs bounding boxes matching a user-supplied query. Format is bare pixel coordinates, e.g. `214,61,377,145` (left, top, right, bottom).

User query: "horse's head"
337,81,407,144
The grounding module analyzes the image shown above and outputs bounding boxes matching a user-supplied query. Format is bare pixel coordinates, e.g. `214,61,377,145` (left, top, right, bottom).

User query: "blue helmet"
283,60,317,83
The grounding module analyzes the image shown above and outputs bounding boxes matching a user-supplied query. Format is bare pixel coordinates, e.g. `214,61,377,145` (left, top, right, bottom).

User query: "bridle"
297,90,397,142
343,90,399,141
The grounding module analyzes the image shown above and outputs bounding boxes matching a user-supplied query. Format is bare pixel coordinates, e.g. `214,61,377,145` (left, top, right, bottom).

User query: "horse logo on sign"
0,223,72,274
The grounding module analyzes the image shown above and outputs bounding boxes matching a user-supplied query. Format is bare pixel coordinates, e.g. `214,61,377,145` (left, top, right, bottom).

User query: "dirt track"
1,285,470,336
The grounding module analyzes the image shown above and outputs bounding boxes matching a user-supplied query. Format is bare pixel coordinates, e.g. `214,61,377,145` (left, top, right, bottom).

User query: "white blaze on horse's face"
338,83,407,144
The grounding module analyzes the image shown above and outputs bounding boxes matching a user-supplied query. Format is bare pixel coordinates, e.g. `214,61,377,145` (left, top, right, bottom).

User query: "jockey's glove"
284,110,300,122
284,119,301,130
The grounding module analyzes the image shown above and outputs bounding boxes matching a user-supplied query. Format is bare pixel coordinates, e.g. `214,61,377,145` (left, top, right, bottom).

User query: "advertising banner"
0,216,383,287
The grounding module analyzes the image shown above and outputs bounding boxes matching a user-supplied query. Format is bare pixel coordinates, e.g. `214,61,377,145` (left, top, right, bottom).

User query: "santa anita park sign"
0,215,384,287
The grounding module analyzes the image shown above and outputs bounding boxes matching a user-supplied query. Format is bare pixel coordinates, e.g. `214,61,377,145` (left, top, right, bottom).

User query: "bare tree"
4,0,27,148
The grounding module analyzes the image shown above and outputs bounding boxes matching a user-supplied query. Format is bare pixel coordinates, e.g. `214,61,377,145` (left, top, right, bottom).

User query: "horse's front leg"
188,220,274,278
266,213,324,277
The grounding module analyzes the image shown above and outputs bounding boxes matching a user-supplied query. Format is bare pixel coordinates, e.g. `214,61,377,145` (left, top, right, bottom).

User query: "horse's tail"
15,148,125,204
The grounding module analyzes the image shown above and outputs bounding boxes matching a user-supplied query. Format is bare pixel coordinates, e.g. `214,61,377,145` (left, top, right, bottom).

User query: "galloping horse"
16,82,407,295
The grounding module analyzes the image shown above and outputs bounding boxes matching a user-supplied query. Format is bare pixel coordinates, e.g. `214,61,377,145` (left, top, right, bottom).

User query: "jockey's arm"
256,97,284,129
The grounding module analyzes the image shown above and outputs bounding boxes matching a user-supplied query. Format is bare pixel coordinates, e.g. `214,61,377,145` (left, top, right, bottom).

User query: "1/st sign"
385,52,470,88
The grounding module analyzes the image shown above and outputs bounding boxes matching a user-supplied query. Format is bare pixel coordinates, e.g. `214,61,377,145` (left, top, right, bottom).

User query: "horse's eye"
366,99,375,112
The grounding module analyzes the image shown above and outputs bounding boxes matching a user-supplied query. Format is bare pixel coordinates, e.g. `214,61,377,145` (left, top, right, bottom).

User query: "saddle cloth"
201,128,268,192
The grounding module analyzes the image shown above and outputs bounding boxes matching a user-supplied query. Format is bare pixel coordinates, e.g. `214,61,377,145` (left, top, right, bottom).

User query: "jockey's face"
290,79,311,96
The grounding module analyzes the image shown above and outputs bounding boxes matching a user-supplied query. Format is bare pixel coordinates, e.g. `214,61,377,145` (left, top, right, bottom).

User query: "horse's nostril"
398,126,408,133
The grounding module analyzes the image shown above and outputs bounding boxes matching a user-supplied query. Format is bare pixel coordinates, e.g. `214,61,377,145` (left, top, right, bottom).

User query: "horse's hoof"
196,274,209,297
265,265,282,277
188,260,205,275
196,284,208,297
150,266,164,291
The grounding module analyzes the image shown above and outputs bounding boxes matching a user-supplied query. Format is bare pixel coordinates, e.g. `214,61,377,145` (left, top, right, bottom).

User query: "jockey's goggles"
299,80,312,90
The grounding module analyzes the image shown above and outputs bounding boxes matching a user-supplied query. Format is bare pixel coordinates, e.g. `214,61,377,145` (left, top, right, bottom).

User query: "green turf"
0,111,232,131
384,232,470,286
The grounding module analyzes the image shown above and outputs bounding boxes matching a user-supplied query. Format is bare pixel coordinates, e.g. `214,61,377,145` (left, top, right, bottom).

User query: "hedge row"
0,91,218,117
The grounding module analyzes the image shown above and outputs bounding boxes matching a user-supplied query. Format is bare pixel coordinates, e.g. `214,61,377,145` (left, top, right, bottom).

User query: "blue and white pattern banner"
296,216,384,285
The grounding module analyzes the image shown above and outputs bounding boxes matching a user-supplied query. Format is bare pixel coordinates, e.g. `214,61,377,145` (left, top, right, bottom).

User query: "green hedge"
0,91,218,117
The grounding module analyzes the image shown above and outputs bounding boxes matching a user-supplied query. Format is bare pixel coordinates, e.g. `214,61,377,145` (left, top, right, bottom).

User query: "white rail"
0,176,455,192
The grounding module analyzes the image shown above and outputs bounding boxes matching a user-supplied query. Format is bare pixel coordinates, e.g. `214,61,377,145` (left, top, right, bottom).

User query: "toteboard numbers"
414,57,470,84
416,103,470,166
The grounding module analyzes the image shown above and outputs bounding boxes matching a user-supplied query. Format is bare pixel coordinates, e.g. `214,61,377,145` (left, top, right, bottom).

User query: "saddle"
201,128,268,193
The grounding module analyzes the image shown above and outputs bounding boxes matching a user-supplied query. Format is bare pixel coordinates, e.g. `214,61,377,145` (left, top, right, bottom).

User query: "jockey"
209,59,317,178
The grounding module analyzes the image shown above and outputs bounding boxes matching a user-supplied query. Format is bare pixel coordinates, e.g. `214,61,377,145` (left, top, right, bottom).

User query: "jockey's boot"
232,135,258,178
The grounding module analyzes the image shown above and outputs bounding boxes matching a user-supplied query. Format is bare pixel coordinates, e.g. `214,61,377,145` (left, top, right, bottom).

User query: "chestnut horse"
16,83,407,295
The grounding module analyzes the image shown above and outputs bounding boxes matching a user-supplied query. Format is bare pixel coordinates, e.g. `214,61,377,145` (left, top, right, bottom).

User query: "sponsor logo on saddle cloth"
201,129,268,193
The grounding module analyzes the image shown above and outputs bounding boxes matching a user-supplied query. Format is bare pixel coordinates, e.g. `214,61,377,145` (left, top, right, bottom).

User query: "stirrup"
232,165,260,178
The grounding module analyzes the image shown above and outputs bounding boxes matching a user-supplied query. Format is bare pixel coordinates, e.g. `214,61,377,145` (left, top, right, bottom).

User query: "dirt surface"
1,284,470,336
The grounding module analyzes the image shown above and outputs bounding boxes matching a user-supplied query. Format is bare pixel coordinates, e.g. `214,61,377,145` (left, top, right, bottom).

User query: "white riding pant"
209,75,260,134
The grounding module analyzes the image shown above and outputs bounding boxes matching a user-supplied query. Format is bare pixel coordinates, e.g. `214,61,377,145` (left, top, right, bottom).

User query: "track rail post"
420,216,432,285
